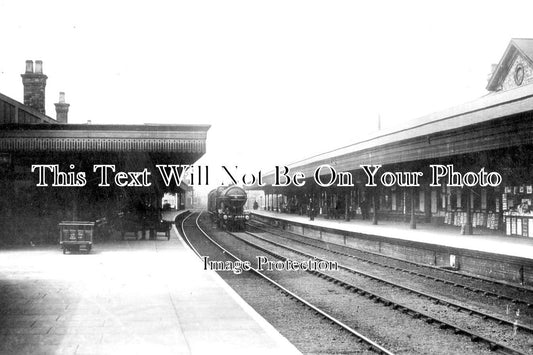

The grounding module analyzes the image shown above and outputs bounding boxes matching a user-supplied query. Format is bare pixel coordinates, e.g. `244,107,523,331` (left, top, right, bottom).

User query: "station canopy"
0,92,210,228
0,123,209,193
0,91,209,193
256,80,533,187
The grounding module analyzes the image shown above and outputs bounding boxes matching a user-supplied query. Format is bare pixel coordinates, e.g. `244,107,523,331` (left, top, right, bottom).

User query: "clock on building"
514,64,524,85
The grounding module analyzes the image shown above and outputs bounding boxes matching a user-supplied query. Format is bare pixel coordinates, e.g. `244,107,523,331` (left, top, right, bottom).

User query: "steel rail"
179,211,395,355
249,220,533,307
227,229,527,355
244,229,533,334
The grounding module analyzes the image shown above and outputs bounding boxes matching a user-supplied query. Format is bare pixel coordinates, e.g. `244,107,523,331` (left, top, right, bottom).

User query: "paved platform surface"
253,210,533,260
0,215,300,354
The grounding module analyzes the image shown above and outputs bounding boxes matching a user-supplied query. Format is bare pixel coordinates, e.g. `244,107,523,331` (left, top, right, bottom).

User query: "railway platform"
0,212,300,355
252,209,533,259
251,209,533,286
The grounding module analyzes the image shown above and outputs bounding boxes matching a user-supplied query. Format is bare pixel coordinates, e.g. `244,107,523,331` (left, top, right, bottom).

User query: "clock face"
514,65,524,86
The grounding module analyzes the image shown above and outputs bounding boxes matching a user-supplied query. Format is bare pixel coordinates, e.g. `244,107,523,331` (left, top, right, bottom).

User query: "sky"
0,0,532,188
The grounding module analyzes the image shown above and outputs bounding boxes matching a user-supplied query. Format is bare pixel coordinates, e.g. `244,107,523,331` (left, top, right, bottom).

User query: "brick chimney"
21,60,48,114
54,92,70,123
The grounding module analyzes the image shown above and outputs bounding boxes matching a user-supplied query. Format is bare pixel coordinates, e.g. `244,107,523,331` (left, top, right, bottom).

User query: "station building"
0,60,209,244
256,38,533,238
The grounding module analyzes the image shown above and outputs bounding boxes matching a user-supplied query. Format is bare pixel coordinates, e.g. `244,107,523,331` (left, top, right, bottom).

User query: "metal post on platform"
424,187,432,223
372,191,378,225
345,193,350,221
463,188,473,235
410,188,416,229
71,189,79,221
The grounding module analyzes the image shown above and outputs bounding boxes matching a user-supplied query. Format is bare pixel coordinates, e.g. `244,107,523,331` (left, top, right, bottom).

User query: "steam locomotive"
207,185,249,231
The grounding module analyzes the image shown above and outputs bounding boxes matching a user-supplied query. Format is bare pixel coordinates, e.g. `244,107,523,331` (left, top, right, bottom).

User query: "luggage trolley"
59,221,94,254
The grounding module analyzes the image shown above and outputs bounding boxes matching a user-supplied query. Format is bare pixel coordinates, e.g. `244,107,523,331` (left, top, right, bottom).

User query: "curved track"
248,220,533,323
178,211,395,355
243,220,531,354
250,219,533,302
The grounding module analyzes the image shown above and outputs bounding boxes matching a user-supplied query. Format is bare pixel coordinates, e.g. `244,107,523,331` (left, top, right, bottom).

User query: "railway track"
178,211,395,355
189,212,526,354
244,227,533,327
249,219,533,309
227,223,531,354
